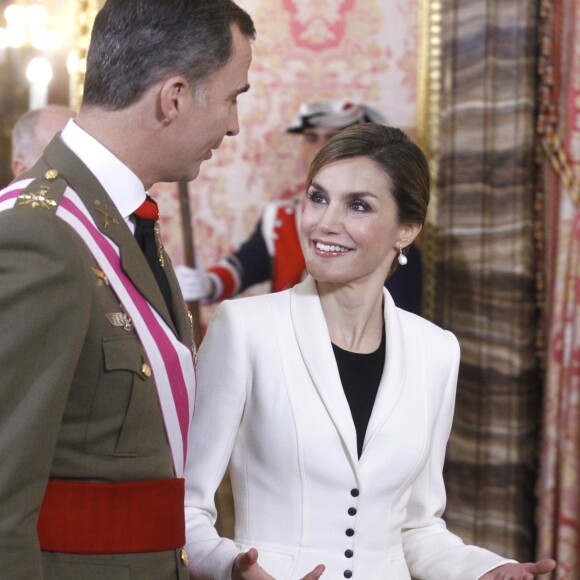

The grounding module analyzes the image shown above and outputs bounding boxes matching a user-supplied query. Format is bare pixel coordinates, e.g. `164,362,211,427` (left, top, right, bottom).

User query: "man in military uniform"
0,1,254,578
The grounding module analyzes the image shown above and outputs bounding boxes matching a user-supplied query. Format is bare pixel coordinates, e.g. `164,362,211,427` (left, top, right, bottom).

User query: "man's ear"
158,76,189,123
398,222,422,248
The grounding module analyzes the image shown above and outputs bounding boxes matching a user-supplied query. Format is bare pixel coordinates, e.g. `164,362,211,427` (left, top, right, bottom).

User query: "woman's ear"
398,222,422,248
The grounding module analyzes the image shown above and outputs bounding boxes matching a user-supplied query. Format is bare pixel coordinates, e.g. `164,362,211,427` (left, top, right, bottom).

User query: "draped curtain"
536,0,580,576
435,0,540,561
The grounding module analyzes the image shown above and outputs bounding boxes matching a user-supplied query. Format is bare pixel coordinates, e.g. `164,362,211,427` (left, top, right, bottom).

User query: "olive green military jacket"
0,136,192,580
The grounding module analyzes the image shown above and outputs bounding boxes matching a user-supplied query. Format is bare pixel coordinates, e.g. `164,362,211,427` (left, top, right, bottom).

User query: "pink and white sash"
0,181,195,477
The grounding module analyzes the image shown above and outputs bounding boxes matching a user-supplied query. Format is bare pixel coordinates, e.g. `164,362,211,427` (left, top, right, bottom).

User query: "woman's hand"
480,559,556,579
232,548,325,579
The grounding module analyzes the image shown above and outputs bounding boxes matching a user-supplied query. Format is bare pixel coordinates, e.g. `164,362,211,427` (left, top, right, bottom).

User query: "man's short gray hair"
82,0,255,110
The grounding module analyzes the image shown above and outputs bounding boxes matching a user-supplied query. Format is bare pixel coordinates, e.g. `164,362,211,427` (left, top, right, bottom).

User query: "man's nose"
226,109,240,137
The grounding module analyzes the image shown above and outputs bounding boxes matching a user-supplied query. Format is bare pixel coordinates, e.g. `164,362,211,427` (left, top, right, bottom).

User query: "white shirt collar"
60,119,146,221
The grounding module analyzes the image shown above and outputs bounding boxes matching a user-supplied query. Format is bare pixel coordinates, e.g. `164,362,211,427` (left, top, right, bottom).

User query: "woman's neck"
317,280,384,354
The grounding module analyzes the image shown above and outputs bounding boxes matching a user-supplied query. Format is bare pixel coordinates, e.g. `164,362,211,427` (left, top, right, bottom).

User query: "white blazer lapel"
361,289,408,458
290,277,360,468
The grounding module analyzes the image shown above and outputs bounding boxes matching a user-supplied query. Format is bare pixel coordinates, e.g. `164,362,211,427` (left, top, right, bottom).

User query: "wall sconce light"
25,55,53,109
0,3,61,51
0,2,62,109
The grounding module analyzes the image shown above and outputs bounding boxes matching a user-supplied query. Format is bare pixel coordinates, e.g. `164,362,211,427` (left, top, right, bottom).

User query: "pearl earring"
397,242,408,266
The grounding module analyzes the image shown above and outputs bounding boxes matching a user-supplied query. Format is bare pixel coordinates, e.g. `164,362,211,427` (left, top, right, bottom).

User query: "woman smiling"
184,124,556,580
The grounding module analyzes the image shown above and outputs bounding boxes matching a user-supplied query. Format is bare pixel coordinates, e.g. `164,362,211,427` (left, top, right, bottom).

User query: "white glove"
175,265,214,301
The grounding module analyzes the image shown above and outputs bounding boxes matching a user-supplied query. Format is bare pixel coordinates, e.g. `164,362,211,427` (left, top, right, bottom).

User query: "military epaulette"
15,168,67,212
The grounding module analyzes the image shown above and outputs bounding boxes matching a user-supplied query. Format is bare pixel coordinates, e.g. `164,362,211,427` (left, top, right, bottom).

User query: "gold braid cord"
417,0,442,321
536,1,578,196
534,0,551,369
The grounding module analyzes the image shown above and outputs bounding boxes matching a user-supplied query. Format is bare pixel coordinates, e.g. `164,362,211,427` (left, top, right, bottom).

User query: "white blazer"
184,277,512,580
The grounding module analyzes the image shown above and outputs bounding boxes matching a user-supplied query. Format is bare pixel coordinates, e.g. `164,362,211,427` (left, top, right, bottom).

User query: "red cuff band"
207,264,238,299
37,478,185,554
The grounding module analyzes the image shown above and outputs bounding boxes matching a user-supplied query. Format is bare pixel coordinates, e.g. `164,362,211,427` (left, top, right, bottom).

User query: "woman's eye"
350,200,370,212
307,190,327,204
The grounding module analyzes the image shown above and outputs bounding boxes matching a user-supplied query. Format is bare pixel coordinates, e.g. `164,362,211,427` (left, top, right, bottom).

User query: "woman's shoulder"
201,291,293,356
395,306,459,352
215,288,291,318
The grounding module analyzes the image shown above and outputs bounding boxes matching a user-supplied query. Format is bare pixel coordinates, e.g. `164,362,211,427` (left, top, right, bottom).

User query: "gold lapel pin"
94,199,120,228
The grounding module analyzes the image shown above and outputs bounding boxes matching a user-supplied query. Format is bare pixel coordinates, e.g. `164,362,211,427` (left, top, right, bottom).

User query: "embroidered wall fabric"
434,0,540,561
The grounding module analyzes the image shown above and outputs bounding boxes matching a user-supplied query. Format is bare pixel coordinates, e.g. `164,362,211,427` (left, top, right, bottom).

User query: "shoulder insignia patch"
17,187,57,210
